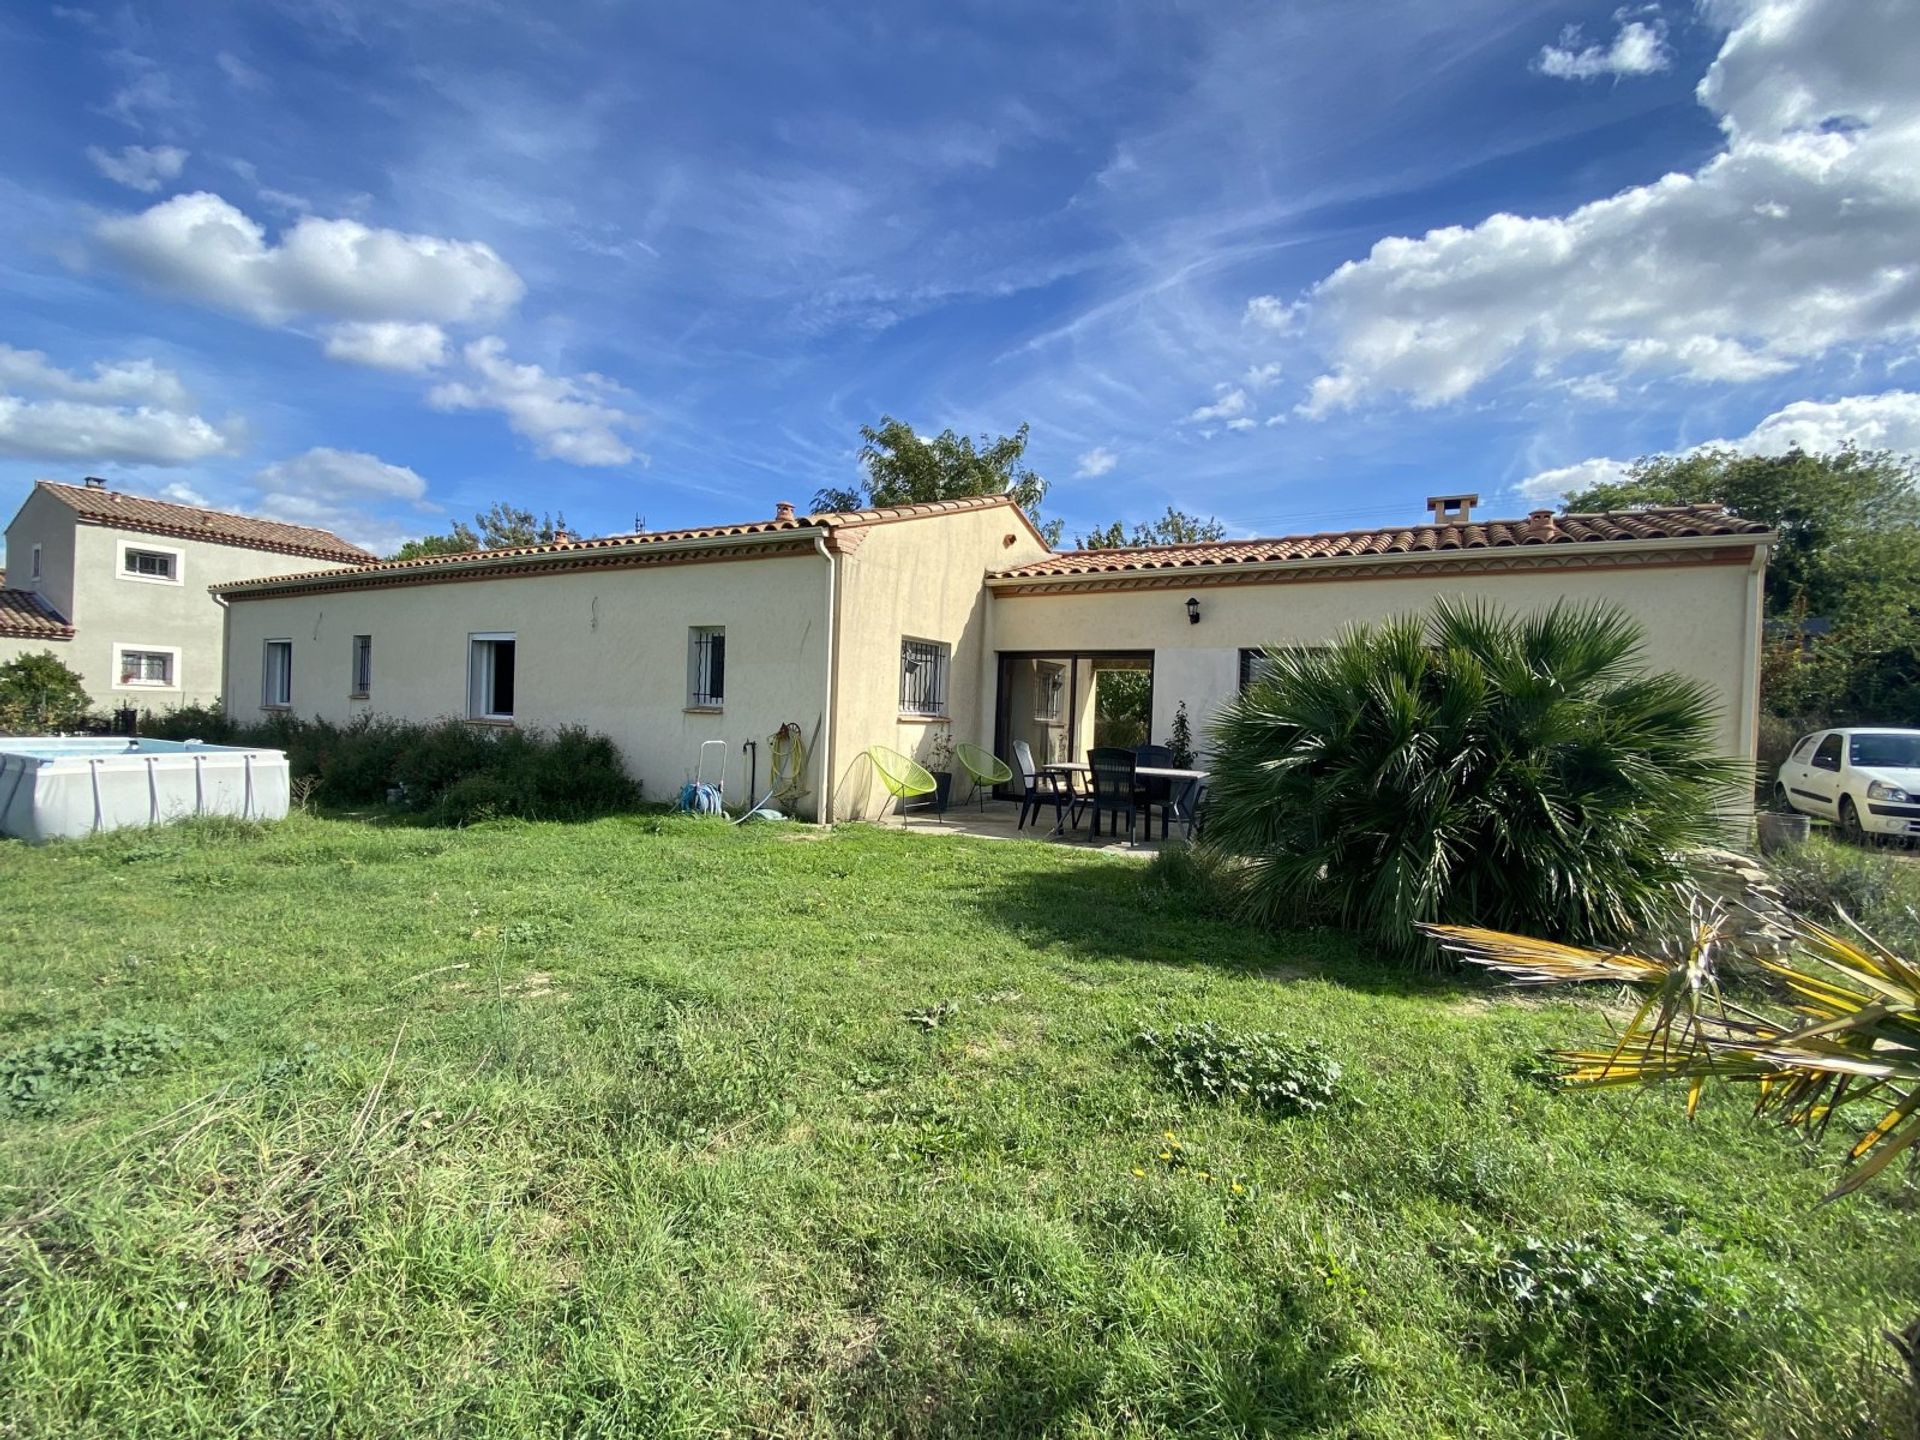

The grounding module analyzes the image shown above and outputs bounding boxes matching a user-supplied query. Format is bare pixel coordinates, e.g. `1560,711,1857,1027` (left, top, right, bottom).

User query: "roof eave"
212,524,833,599
987,529,1775,590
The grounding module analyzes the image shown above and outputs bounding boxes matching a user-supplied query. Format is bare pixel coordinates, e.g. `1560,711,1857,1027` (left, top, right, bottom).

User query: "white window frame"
262,639,293,709
30,544,42,582
111,642,181,691
899,637,951,718
117,539,184,586
687,625,725,710
468,632,517,722
350,634,373,698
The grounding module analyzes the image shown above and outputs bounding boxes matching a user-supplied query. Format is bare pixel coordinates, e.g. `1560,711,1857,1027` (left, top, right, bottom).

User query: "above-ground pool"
0,737,290,842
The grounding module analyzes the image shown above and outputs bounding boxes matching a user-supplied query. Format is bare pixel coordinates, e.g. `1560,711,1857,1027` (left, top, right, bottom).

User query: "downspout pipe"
812,534,837,824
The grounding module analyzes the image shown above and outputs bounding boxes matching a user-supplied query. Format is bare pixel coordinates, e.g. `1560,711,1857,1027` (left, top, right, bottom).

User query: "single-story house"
212,492,1772,820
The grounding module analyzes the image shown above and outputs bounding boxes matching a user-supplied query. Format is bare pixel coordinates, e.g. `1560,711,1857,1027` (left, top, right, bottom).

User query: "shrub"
1765,834,1920,958
0,650,92,733
135,708,641,825
1206,598,1745,958
1136,1022,1342,1116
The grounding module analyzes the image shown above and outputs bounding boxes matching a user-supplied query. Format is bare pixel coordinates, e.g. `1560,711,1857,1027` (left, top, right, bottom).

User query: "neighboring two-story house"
0,478,370,711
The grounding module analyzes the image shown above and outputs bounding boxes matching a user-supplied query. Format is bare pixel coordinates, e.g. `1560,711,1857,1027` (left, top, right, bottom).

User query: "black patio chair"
1012,740,1075,832
1087,746,1141,844
1134,743,1176,839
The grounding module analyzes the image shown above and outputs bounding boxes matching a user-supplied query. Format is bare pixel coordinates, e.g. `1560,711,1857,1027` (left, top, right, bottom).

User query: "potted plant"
926,725,955,813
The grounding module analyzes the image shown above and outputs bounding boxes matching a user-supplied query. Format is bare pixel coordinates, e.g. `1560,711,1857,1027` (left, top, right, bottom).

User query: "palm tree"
1205,598,1746,957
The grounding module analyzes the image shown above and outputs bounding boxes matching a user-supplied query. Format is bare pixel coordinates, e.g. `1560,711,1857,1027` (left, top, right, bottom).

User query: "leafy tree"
1206,599,1742,959
1564,446,1920,726
1077,507,1227,550
815,417,1063,544
387,505,571,561
0,650,92,733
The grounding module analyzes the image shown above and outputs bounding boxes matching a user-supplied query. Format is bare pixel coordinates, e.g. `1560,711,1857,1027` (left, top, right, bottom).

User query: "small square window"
263,640,293,708
118,648,174,687
900,638,950,717
468,634,516,721
688,626,725,708
351,634,372,697
123,548,178,580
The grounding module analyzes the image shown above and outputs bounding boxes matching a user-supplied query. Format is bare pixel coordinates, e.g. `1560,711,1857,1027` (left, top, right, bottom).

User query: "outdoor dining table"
1040,761,1207,839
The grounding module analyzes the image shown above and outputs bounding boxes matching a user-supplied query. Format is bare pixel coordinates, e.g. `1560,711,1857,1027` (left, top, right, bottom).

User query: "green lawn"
2,814,1915,1438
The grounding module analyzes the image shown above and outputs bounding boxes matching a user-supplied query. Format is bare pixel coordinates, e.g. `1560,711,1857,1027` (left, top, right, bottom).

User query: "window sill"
898,713,951,724
466,716,515,728
117,573,183,587
260,704,292,713
684,705,725,716
348,692,370,701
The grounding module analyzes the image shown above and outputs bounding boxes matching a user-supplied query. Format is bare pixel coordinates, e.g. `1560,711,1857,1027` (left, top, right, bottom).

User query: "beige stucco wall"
64,525,355,710
222,554,834,816
826,506,1050,819
987,552,1766,766
4,489,358,710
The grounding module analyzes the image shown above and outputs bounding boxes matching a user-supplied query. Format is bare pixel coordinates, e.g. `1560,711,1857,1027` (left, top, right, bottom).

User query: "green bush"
1136,1022,1342,1116
0,650,92,733
1206,599,1745,959
136,709,640,825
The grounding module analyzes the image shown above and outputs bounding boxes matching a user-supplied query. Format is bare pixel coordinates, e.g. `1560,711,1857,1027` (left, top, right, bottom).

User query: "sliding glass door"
993,651,1153,792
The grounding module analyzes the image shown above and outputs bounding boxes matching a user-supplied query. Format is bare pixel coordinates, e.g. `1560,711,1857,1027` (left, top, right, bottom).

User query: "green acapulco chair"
955,742,1013,810
868,744,940,822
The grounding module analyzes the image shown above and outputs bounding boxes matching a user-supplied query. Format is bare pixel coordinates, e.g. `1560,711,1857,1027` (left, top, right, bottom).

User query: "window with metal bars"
899,638,949,717
351,635,372,697
119,649,173,686
688,626,725,708
123,548,177,579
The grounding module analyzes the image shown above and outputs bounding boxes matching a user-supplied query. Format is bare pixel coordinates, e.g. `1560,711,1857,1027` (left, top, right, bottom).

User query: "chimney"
1426,492,1478,524
1526,508,1558,540
774,500,796,523
551,526,573,543
83,476,108,490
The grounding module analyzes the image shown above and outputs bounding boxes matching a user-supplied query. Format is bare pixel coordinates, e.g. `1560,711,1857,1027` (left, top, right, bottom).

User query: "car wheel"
1839,795,1865,844
1773,782,1791,810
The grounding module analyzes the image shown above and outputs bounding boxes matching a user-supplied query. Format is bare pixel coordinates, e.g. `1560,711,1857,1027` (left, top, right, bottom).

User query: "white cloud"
254,447,431,507
1243,295,1299,333
1518,388,1920,501
158,481,208,505
86,143,187,193
0,342,191,409
427,337,640,466
0,396,232,466
1225,417,1257,432
0,342,228,466
97,191,525,326
321,320,448,373
1536,19,1671,80
1244,361,1285,389
1075,446,1118,478
216,51,268,91
1298,0,1920,415
1187,386,1249,423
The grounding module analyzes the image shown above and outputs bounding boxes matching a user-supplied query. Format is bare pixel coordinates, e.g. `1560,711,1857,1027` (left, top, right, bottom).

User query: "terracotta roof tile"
0,588,73,640
38,481,372,563
991,505,1769,580
214,492,1032,595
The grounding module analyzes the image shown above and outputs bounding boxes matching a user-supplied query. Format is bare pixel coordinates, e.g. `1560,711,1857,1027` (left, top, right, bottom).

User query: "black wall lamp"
1185,595,1202,625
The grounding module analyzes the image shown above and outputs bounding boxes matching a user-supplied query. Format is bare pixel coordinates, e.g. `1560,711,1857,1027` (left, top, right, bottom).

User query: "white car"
1774,727,1920,842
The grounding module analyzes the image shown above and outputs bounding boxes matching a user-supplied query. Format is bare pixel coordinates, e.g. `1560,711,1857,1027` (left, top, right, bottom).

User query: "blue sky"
1,0,1915,556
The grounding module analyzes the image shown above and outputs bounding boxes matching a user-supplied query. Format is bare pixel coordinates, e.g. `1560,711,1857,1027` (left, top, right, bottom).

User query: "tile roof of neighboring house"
0,588,74,640
37,481,372,563
214,491,1038,596
990,505,1771,580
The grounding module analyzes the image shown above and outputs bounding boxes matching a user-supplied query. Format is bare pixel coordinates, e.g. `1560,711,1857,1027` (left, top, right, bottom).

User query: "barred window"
118,649,174,686
1238,648,1273,691
351,635,373,697
688,626,726,708
900,638,949,717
